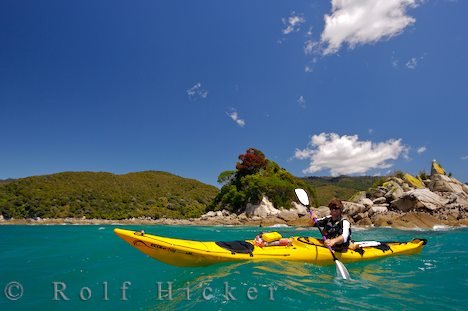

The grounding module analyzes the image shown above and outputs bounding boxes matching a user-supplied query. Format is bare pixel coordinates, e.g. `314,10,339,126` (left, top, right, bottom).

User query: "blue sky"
1,0,467,186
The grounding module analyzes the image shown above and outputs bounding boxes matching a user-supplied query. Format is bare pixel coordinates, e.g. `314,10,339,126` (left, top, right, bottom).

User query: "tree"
208,147,316,212
217,170,236,185
236,148,268,177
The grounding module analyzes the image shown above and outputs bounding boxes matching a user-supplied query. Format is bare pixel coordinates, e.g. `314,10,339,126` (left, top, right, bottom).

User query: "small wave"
268,224,289,228
432,225,458,231
352,226,373,232
98,227,105,230
394,225,463,232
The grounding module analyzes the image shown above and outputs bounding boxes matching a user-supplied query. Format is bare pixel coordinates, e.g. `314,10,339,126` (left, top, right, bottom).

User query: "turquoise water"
0,225,467,310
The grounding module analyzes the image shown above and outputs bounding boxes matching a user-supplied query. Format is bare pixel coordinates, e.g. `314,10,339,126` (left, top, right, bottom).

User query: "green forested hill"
302,176,380,206
0,171,219,219
0,168,383,220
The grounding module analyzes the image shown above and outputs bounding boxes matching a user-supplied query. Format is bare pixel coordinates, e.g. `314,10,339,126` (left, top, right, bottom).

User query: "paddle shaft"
309,210,339,262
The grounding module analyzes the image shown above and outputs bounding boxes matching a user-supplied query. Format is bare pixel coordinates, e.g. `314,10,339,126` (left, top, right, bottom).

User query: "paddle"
294,188,351,280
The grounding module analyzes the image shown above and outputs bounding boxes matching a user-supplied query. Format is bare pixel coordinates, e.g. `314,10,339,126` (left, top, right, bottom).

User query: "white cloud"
461,155,468,160
320,0,420,55
417,146,427,154
294,133,408,176
368,128,374,134
297,96,306,108
304,40,318,55
227,110,245,127
282,12,305,35
187,82,208,99
406,57,418,69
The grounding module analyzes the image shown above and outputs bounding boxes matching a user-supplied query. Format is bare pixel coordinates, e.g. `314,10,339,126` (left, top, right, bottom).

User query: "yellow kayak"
114,228,427,267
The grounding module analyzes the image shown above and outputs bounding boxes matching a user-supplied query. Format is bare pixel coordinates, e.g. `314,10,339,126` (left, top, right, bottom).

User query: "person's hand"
310,212,318,220
325,239,335,247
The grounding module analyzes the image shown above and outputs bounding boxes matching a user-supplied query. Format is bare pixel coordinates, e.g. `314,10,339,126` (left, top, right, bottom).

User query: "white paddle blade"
335,260,351,280
294,188,310,206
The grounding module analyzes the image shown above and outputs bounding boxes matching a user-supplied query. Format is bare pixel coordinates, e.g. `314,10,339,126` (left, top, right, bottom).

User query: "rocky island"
196,160,467,228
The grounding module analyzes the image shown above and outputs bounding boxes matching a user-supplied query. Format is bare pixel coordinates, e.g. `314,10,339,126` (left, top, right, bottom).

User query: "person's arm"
310,213,328,227
325,220,350,247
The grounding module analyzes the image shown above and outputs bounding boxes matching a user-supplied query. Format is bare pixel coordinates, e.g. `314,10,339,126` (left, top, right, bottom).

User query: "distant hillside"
0,178,15,186
0,171,219,220
302,176,380,206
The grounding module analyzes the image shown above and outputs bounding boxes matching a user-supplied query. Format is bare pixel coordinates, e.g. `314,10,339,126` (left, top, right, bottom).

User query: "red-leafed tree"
236,148,268,177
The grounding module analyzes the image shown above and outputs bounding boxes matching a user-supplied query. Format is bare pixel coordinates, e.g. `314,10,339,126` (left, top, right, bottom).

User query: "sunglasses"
330,207,341,210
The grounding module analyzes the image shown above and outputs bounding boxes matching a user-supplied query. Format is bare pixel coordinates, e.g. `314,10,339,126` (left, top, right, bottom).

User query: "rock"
356,216,372,226
291,202,308,216
349,191,367,203
0,214,4,221
371,212,400,227
257,217,287,227
382,181,404,200
342,202,367,218
359,198,374,208
368,205,388,216
429,174,466,193
206,211,216,217
403,173,425,189
385,184,404,201
401,183,412,191
372,197,387,204
388,177,404,186
368,188,386,198
391,188,449,212
315,206,330,218
373,197,387,204
287,217,312,227
237,213,247,220
216,211,223,217
353,212,368,222
431,160,446,175
437,192,468,207
462,183,468,194
278,209,298,221
245,196,280,218
393,212,442,229
382,180,398,191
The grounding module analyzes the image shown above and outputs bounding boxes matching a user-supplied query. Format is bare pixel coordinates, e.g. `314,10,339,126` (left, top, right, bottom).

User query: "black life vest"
315,216,352,246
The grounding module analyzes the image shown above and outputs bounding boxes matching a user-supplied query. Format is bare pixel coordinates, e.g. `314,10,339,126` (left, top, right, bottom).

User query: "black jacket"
314,216,352,247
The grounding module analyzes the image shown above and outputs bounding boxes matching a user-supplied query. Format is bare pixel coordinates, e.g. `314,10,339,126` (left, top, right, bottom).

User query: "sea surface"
0,225,467,310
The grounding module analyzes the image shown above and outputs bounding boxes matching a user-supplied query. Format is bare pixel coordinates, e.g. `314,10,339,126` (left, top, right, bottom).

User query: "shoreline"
1,212,467,230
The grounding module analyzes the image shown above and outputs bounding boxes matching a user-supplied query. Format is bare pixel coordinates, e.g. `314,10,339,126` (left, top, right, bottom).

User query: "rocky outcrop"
391,189,449,212
429,174,467,193
245,197,280,218
347,162,467,227
198,162,466,228
291,202,308,216
124,161,464,229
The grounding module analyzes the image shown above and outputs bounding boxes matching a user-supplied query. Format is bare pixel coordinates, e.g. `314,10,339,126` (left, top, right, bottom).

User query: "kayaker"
310,198,355,251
